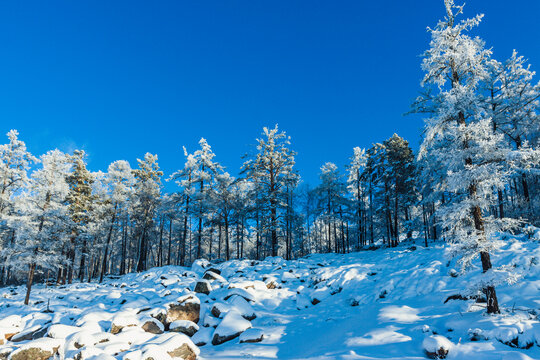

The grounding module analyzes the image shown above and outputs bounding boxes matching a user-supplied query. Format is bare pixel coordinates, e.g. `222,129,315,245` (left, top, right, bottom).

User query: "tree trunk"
24,263,36,305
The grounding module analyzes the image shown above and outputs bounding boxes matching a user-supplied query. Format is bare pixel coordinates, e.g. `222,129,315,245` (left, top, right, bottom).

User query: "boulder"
194,280,212,295
10,325,47,342
210,302,229,319
423,335,453,359
140,333,199,360
8,338,62,360
141,318,164,334
191,326,213,346
211,311,252,345
158,296,201,326
239,328,264,343
169,320,199,337
203,271,226,283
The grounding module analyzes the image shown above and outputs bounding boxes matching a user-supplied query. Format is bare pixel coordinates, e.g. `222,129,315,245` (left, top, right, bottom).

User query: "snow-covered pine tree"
0,130,37,285
190,138,223,260
132,153,162,272
65,150,94,283
242,125,297,257
99,160,134,282
413,0,528,314
315,162,348,253
382,134,417,245
347,147,368,249
10,150,71,304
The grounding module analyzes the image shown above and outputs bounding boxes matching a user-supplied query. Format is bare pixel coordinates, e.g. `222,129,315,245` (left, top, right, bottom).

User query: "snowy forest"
1,0,540,306
1,1,540,359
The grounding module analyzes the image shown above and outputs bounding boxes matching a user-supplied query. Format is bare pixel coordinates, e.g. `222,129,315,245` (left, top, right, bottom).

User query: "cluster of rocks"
0,262,270,360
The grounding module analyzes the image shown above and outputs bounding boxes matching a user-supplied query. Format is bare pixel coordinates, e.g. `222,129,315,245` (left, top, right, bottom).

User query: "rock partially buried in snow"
141,317,164,334
203,271,226,283
170,320,199,337
158,295,201,326
140,333,199,360
110,313,138,334
239,328,264,343
194,280,212,295
212,311,252,345
423,335,453,359
0,315,22,344
10,325,47,342
191,326,213,346
8,338,63,360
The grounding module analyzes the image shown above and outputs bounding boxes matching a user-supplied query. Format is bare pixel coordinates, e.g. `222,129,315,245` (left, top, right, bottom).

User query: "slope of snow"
1,234,540,359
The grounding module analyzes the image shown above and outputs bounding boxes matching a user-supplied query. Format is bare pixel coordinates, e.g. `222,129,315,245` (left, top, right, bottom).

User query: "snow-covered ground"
2,234,540,359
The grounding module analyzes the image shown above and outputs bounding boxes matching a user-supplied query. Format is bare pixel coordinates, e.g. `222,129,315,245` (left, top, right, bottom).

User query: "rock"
159,296,201,326
211,311,252,345
223,288,254,302
423,335,453,359
206,268,221,275
141,318,164,334
228,295,256,320
191,326,213,346
0,347,13,360
194,280,212,295
210,302,229,318
266,281,278,289
0,315,22,343
170,320,199,337
239,328,264,343
8,338,62,360
167,343,197,360
110,313,138,334
202,314,220,328
203,271,226,283
140,333,199,360
10,325,47,342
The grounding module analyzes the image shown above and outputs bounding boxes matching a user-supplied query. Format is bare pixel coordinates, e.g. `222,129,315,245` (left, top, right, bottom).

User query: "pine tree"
65,150,94,283
0,130,37,284
412,0,529,314
242,125,297,257
9,150,71,304
347,147,367,249
133,153,162,272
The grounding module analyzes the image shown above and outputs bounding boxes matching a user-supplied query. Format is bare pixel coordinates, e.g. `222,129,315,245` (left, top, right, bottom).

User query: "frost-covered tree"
242,125,297,257
99,160,134,282
65,150,94,283
412,0,532,313
347,147,368,249
315,162,348,253
0,130,37,284
382,134,417,245
189,139,223,259
132,153,162,272
7,150,71,304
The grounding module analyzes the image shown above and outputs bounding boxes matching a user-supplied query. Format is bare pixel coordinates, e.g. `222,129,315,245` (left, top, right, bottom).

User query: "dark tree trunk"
24,263,36,305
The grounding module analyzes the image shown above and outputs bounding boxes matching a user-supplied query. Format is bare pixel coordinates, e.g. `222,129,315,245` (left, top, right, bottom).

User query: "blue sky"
1,1,539,187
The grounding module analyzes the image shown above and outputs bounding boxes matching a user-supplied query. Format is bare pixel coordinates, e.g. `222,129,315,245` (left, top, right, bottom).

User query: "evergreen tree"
242,125,297,257
132,153,162,272
65,150,94,283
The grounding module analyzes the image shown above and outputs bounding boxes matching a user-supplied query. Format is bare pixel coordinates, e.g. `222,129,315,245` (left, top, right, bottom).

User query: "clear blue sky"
1,1,539,187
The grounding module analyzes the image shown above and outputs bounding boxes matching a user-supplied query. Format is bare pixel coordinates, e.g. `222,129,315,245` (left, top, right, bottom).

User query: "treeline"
0,0,539,307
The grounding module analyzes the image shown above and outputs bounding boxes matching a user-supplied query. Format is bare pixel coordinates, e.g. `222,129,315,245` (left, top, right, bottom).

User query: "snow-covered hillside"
1,235,540,360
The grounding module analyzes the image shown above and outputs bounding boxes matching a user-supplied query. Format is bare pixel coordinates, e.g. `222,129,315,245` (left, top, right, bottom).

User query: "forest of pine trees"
0,0,539,307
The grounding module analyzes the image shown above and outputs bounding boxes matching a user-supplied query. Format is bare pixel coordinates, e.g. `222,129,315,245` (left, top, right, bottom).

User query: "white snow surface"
1,234,540,359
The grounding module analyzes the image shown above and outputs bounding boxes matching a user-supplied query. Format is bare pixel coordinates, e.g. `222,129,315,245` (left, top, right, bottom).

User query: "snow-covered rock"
7,338,63,360
422,335,453,359
239,328,264,343
211,311,252,345
170,320,199,337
